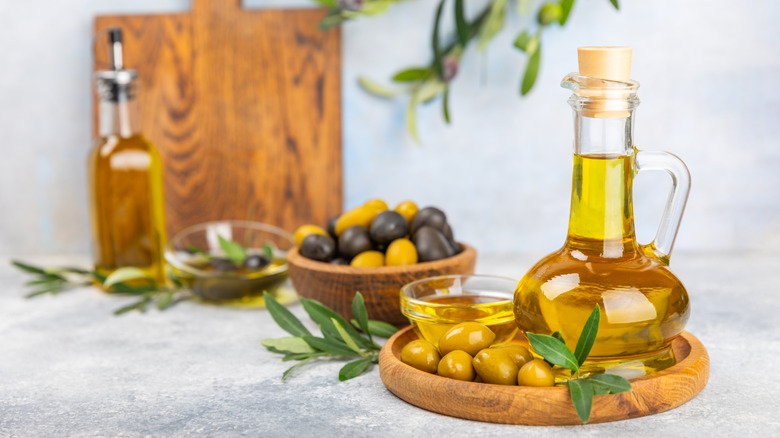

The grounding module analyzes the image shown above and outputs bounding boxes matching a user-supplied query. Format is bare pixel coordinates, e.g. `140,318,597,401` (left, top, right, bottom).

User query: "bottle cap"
572,46,635,118
578,47,632,82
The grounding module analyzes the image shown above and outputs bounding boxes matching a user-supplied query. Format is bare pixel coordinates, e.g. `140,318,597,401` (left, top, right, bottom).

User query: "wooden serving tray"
379,326,709,425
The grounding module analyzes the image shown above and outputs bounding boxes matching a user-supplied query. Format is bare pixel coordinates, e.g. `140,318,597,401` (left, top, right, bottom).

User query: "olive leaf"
282,352,329,362
113,296,152,315
454,0,469,45
393,68,431,83
301,298,377,351
416,79,447,103
263,243,275,260
351,319,398,339
351,292,372,343
406,98,420,144
574,305,600,366
568,378,594,424
104,267,150,288
588,374,632,394
477,0,508,50
332,318,369,357
319,9,347,30
527,332,579,373
262,337,317,355
156,292,175,310
521,44,541,96
11,260,49,275
218,235,247,266
513,30,532,52
339,358,373,381
432,0,445,80
442,87,451,123
609,0,619,10
263,292,313,338
560,0,576,25
282,357,316,381
302,335,363,358
358,77,404,98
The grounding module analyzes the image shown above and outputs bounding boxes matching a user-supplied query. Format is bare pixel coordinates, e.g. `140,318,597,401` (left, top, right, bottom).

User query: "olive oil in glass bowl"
400,275,519,347
165,221,295,307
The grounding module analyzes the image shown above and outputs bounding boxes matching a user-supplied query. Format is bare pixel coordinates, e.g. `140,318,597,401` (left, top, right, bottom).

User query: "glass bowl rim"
164,220,294,279
400,274,519,309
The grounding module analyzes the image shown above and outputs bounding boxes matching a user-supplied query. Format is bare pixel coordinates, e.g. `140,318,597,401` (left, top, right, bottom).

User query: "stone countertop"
1,252,778,437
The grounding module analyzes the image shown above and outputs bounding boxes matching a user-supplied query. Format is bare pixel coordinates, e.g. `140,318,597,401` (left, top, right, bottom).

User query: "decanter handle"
634,149,691,264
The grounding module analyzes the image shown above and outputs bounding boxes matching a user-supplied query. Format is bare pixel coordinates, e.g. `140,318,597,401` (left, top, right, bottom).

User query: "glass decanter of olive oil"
88,29,166,284
514,47,692,378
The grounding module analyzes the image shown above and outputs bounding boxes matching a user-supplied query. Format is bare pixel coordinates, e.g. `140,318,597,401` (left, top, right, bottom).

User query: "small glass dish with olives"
400,275,519,347
164,220,295,307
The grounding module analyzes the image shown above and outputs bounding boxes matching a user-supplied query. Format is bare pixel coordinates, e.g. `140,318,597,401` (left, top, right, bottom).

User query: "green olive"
472,348,519,385
385,238,418,266
490,344,533,369
294,224,328,247
334,205,384,236
400,339,440,374
394,201,418,223
438,322,496,356
364,198,389,211
517,359,555,387
437,350,475,381
350,250,384,267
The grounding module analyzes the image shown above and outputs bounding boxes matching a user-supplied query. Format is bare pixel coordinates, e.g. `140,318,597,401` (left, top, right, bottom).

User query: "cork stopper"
573,46,635,118
578,47,632,82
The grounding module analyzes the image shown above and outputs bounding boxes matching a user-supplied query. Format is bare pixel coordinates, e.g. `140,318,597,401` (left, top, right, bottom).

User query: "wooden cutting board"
93,0,342,236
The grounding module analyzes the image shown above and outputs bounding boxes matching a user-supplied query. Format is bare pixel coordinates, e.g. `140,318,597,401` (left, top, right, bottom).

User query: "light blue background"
1,0,778,258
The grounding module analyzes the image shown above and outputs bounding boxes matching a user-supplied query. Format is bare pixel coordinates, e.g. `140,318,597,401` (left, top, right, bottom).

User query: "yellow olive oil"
170,257,291,307
406,294,518,348
514,154,690,377
88,133,167,284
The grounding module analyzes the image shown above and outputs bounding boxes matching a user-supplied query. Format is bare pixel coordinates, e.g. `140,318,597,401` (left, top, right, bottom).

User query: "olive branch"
312,0,620,142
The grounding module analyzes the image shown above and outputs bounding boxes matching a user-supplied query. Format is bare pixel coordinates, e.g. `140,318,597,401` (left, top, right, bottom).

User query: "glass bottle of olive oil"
514,47,692,378
88,29,166,284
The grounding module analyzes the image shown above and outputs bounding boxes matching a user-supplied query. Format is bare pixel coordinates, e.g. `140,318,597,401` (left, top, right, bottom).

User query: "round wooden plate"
379,326,709,425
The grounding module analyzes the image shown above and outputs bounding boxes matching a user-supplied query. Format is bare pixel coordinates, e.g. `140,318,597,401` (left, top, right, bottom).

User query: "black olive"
441,222,454,241
338,225,372,260
373,242,388,254
209,257,238,272
410,206,448,235
329,258,349,265
300,234,337,262
413,226,456,262
244,254,271,271
327,215,339,238
369,211,410,244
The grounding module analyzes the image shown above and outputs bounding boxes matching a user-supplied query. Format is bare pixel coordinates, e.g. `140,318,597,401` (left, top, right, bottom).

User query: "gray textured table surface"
1,252,778,437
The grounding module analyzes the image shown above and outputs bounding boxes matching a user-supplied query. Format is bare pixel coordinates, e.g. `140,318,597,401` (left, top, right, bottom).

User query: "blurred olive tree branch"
313,0,620,142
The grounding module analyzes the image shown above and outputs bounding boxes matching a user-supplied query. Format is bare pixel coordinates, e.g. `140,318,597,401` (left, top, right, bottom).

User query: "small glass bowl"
400,275,519,347
164,220,295,307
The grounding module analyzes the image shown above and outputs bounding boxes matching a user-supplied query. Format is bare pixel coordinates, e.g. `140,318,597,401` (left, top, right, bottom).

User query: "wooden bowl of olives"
287,200,477,325
164,220,295,307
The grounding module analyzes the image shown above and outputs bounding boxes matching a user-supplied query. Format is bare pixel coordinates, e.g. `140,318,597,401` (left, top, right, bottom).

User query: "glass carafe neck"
565,111,638,257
